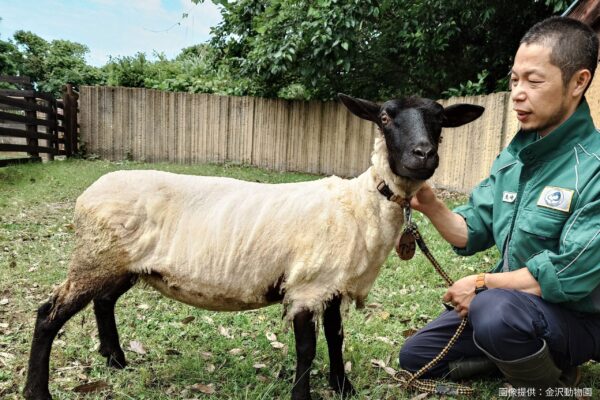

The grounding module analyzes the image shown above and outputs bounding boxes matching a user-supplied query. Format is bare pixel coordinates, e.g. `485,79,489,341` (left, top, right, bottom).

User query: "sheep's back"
74,170,369,313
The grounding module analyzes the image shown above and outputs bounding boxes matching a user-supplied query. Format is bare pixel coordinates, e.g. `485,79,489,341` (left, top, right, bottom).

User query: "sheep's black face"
380,98,443,180
338,93,485,181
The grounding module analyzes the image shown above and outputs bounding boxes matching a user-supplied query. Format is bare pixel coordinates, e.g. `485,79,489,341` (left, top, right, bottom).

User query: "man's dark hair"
521,16,599,89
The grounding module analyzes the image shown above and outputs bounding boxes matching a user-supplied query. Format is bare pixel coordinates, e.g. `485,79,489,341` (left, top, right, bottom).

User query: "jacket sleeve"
452,176,496,256
526,198,600,304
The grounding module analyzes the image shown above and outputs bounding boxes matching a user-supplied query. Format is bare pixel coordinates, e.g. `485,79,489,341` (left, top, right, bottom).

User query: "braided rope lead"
394,220,474,396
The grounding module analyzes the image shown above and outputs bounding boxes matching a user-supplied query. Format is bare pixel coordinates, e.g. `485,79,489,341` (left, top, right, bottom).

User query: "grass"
0,159,598,400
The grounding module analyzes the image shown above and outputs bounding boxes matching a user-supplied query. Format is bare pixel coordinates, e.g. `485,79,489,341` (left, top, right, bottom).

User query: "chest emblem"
502,191,517,203
537,186,574,213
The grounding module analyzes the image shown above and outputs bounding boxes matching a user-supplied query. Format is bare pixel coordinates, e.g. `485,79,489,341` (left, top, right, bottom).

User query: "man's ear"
571,69,592,98
338,93,381,123
442,104,485,128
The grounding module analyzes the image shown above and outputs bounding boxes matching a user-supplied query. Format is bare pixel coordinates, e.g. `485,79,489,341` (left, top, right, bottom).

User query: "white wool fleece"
74,132,424,322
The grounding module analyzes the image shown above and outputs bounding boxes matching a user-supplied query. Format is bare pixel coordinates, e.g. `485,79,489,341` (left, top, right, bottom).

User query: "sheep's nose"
412,146,435,160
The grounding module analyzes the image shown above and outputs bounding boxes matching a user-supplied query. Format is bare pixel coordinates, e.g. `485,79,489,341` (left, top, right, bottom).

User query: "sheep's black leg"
23,290,95,400
323,296,355,397
93,274,137,369
292,309,316,400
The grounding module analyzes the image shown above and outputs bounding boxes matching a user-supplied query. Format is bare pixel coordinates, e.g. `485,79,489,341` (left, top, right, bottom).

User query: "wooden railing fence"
0,76,79,166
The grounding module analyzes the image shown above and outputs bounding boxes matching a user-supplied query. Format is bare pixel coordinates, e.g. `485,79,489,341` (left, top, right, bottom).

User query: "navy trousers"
399,289,600,378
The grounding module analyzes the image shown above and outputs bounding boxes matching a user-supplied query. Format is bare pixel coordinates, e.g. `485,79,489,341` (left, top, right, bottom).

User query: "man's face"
510,43,574,137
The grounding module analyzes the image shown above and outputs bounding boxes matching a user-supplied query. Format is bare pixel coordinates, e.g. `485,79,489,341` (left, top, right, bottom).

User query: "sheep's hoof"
330,375,356,398
105,352,127,369
23,387,52,400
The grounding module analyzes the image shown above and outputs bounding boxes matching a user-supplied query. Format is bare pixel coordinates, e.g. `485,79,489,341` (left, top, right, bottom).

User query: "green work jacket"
453,99,600,313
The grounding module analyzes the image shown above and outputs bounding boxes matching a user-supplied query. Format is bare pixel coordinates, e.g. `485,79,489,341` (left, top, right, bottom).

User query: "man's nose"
510,82,526,102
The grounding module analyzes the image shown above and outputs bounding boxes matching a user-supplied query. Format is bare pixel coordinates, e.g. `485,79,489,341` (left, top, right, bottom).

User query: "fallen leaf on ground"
206,363,216,373
410,393,430,400
402,328,418,338
218,326,233,339
344,361,352,373
384,366,396,376
181,316,195,324
370,359,386,368
271,341,285,349
266,332,277,342
0,299,9,306
128,340,147,355
375,336,394,345
378,311,390,320
253,363,266,369
190,383,216,394
73,380,110,393
200,351,213,359
229,348,243,355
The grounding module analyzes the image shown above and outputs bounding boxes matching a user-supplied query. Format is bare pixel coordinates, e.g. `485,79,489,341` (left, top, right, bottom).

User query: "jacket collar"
507,98,596,165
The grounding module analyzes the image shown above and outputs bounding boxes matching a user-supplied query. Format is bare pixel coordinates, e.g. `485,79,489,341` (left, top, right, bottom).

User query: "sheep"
23,93,484,400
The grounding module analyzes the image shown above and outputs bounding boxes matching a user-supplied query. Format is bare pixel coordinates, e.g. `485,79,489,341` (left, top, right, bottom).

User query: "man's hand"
443,274,478,318
410,183,438,213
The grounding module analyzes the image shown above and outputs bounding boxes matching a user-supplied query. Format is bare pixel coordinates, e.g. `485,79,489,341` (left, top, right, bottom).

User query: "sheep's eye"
381,114,390,125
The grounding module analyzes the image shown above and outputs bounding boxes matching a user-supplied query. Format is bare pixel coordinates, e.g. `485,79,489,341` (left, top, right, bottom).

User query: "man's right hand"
409,183,468,248
410,183,438,214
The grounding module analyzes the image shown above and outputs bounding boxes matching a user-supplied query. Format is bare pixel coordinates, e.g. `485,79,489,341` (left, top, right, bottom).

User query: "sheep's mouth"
396,165,436,180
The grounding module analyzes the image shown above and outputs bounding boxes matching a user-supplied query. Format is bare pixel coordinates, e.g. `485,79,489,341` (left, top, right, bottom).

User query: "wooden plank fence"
79,76,600,192
81,86,526,192
0,76,79,166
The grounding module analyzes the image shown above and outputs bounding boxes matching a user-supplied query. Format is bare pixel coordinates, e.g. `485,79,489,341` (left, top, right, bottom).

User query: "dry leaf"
271,341,285,349
137,303,150,310
203,315,214,324
190,383,216,394
402,328,418,338
370,359,386,368
229,348,243,355
0,298,9,306
200,351,213,360
128,340,147,355
266,332,277,342
375,336,394,345
253,363,267,369
410,393,430,400
206,363,216,373
181,316,195,324
378,311,390,320
0,352,15,360
73,380,110,393
219,326,233,339
384,366,397,376
257,375,268,382
344,361,352,373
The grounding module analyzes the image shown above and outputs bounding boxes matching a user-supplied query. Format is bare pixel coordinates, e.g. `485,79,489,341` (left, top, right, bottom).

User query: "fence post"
63,84,79,156
24,94,39,159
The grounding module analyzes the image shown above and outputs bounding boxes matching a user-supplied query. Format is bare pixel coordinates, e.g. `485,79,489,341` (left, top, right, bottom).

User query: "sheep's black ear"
338,93,380,123
442,104,485,128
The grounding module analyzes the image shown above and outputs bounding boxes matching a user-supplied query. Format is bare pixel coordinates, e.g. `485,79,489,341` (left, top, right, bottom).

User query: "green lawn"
0,160,597,399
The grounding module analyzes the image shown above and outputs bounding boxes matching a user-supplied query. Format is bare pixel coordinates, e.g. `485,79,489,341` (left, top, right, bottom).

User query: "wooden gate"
0,76,79,166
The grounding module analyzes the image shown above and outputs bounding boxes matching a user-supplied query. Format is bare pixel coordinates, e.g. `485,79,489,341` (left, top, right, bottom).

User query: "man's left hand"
443,275,478,318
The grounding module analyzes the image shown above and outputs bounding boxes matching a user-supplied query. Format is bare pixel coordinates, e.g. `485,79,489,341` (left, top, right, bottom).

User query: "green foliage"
202,0,568,100
3,30,103,95
1,1,570,100
442,70,490,98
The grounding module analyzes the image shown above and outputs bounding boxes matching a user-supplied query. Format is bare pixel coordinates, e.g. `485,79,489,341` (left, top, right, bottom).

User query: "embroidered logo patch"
502,191,517,203
537,186,574,212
